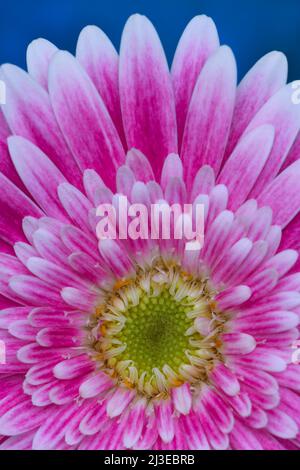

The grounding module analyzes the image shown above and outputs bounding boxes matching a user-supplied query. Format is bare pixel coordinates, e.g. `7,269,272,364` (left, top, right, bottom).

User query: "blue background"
0,0,299,81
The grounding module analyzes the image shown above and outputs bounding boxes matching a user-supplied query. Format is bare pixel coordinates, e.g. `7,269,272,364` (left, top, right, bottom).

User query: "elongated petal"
8,136,68,220
49,51,124,189
258,159,300,228
76,25,125,145
119,14,177,179
0,64,82,187
182,46,237,186
26,38,58,89
171,15,219,147
248,83,300,197
218,125,275,210
225,51,287,158
0,173,43,244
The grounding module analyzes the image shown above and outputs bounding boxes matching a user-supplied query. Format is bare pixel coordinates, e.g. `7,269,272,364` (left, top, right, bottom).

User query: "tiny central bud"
89,259,223,398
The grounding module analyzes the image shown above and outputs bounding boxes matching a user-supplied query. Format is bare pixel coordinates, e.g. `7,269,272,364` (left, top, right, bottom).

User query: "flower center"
116,288,198,378
90,259,223,398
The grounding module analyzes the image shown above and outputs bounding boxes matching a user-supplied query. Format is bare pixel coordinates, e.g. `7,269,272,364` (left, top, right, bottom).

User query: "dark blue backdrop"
0,0,299,81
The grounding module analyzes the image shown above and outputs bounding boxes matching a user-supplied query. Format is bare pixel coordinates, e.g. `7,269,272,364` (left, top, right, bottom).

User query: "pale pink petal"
37,326,84,348
8,136,68,221
221,333,256,355
171,15,219,148
79,373,114,399
119,14,177,179
181,412,210,450
258,159,300,228
172,383,192,415
0,398,51,436
26,38,58,89
0,173,43,244
225,51,287,158
49,51,124,189
76,25,126,146
230,419,263,450
10,274,65,307
53,354,93,380
98,239,134,278
190,165,215,201
0,64,82,187
218,125,275,210
155,399,175,443
182,46,237,187
209,363,240,396
58,182,93,233
126,149,155,183
106,387,135,418
266,408,298,439
32,403,77,449
123,398,147,448
216,286,252,309
248,83,300,197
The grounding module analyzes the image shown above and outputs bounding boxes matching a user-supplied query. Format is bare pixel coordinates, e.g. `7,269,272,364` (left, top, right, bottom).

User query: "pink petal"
25,359,60,386
0,430,35,450
126,149,155,183
200,385,234,433
0,64,82,187
10,274,65,307
119,14,177,179
216,286,252,309
258,159,300,228
171,15,219,148
182,46,236,187
225,51,287,159
61,225,98,260
58,182,93,233
0,306,31,329
76,25,126,146
53,354,94,380
0,398,51,436
79,403,107,436
37,326,84,348
49,51,124,189
190,165,215,201
218,125,275,210
8,136,68,220
123,398,146,448
0,173,43,244
232,310,299,335
230,419,263,450
26,38,58,89
231,347,286,372
209,363,240,396
172,383,192,415
106,387,135,418
181,412,210,450
32,228,70,267
248,83,300,197
266,408,298,439
197,403,229,450
32,403,77,449
79,373,114,399
155,399,175,443
98,239,134,278
61,286,98,311
221,333,256,355
264,250,298,277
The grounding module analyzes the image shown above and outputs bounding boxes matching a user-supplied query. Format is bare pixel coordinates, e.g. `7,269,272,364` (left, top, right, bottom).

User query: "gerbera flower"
0,13,300,450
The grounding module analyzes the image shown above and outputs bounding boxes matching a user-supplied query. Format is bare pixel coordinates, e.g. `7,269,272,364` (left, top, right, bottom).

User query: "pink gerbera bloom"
0,14,300,450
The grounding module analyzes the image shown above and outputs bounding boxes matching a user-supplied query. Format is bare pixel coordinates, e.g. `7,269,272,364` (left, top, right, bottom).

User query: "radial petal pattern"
0,14,300,450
